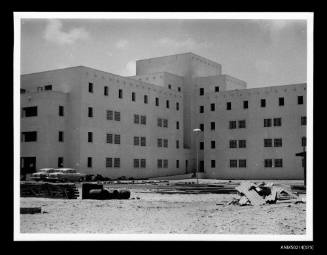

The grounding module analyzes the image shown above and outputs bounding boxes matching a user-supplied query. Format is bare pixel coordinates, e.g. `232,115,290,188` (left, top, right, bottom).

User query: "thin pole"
196,134,199,184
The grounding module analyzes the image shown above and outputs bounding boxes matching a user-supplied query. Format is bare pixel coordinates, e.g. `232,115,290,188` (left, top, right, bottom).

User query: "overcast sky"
20,19,307,88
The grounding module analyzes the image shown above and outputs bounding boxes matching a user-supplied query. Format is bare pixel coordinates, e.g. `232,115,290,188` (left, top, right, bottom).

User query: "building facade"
20,53,307,179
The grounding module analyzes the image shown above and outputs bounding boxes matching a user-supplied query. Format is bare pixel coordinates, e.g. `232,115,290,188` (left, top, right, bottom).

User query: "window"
274,138,282,147
211,140,216,149
264,118,272,127
215,86,219,92
44,85,52,91
298,96,304,105
107,110,113,120
87,157,92,168
114,134,120,144
264,139,272,147
178,87,181,92
140,159,146,168
164,139,168,148
199,124,204,131
176,160,180,168
157,138,162,147
88,107,93,118
302,136,306,147
158,159,163,168
261,99,266,108
21,131,37,142
118,89,123,99
141,137,146,146
132,92,136,102
199,88,204,95
37,86,43,92
239,159,246,168
114,158,120,168
157,118,162,127
230,160,237,168
59,106,64,116
176,121,180,130
134,159,139,168
229,140,237,148
141,115,146,125
20,89,26,94
58,131,64,142
88,83,93,93
199,106,204,113
243,101,248,109
301,116,307,126
88,132,93,143
273,118,282,127
163,119,168,128
211,160,216,168
176,140,180,149
22,106,37,117
238,120,246,128
200,142,204,150
211,122,215,130
144,95,148,104
155,97,159,106
166,100,170,109
106,158,113,168
229,121,236,129
226,102,231,110
274,159,283,168
163,159,168,168
238,140,246,148
176,102,179,111
134,114,139,124
58,157,64,168
134,136,139,146
104,86,108,96
211,103,215,111
168,84,172,89
264,159,273,168
107,133,113,144
114,111,120,121
279,97,284,106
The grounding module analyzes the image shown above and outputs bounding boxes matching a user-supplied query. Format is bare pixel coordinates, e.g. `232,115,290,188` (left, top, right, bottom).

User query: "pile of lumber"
20,181,79,199
82,183,131,200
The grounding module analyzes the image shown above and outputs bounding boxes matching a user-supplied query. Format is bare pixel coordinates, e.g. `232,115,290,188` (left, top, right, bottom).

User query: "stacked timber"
20,181,79,199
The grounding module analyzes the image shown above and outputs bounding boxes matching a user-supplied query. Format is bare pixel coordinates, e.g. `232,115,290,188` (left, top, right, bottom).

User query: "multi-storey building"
20,52,307,179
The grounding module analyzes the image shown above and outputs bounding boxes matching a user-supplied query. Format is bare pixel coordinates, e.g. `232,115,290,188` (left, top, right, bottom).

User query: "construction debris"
82,183,131,200
20,207,42,214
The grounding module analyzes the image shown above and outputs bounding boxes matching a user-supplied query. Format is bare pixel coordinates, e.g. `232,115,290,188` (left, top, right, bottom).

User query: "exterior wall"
203,83,307,179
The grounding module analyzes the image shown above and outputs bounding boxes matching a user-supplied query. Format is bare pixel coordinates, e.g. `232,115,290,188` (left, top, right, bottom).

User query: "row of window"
209,159,283,168
22,106,64,118
199,87,220,96
21,85,53,94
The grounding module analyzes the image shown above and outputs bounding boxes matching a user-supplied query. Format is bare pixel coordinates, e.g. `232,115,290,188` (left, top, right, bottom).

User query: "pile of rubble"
229,181,304,206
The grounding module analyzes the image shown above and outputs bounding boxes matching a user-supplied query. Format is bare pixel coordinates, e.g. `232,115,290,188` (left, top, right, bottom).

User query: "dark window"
163,159,168,168
58,131,64,142
164,139,168,148
134,159,139,168
157,118,162,127
88,107,93,117
238,120,246,128
211,140,216,149
104,86,108,96
118,89,123,99
144,95,148,104
114,111,120,121
58,157,64,168
211,103,215,111
114,134,120,144
199,123,204,131
176,102,179,111
157,138,162,148
274,159,283,168
140,159,146,168
21,131,37,142
107,133,113,144
264,159,273,168
141,115,146,125
20,89,26,94
264,118,272,127
87,157,92,168
229,121,236,129
176,121,180,130
88,132,93,143
301,116,307,126
302,136,306,147
132,92,136,102
140,137,146,146
199,106,204,113
134,114,139,124
239,159,246,168
176,160,180,168
273,118,282,127
176,140,180,149
211,160,216,168
230,160,237,168
155,97,159,106
298,96,304,105
227,102,231,110
106,158,113,168
199,88,204,95
178,87,181,92
274,138,282,147
238,140,246,148
163,119,168,128
168,84,172,89
22,106,37,117
166,100,170,109
243,101,248,109
229,140,237,148
215,86,219,92
114,158,120,168
264,139,272,147
134,136,139,146
200,142,204,150
59,106,64,116
107,110,113,120
44,85,52,91
88,83,93,93
279,97,284,106
158,159,162,168
211,122,215,130
261,99,266,107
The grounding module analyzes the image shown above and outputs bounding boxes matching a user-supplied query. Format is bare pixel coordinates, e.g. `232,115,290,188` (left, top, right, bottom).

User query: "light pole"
193,128,202,185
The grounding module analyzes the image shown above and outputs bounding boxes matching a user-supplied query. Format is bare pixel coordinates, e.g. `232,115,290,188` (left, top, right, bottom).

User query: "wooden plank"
235,182,266,206
20,207,41,214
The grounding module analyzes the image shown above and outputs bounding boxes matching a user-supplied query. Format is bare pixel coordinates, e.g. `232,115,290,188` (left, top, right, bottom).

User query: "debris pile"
82,183,131,200
229,181,301,206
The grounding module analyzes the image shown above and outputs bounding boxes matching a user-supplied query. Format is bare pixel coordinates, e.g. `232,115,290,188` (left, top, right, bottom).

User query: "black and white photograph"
14,12,313,241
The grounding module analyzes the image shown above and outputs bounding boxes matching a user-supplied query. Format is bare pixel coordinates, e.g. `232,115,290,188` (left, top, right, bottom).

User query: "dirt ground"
20,180,306,235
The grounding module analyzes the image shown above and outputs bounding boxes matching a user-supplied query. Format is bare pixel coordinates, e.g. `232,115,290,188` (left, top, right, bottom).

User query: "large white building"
20,52,306,179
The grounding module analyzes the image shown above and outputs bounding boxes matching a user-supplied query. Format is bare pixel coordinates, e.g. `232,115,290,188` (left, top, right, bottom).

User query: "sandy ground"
20,182,306,234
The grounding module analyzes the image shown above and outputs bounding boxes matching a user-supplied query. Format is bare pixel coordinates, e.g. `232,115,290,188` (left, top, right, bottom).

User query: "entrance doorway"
21,157,36,175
